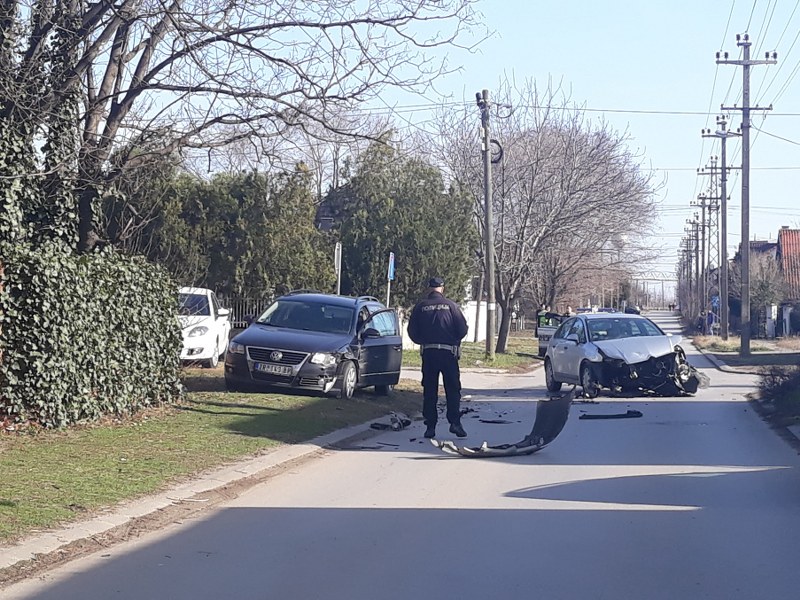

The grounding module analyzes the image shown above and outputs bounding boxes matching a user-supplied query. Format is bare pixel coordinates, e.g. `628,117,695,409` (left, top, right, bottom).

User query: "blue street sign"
387,252,395,281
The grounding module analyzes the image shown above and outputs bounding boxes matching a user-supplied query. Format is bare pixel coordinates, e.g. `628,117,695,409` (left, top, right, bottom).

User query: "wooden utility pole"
717,34,776,356
477,89,495,360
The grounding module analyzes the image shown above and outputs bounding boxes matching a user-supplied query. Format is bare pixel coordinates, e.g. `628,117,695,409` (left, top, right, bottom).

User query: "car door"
210,292,231,351
561,318,589,380
359,308,403,386
548,317,575,379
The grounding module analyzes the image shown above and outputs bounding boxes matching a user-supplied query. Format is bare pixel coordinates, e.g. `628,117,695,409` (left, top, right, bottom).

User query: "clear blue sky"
376,0,800,282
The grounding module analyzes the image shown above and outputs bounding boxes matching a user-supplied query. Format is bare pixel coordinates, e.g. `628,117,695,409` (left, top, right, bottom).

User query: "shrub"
791,304,800,335
0,242,182,427
759,364,800,420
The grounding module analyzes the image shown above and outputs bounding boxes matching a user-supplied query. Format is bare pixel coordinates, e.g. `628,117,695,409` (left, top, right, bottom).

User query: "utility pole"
717,34,776,356
696,157,719,332
477,89,495,360
702,116,740,340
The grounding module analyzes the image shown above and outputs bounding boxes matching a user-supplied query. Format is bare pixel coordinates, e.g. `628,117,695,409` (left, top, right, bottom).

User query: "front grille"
252,372,294,385
247,347,308,365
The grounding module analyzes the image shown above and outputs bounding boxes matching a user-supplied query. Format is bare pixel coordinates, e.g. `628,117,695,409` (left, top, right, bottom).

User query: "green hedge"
0,242,183,428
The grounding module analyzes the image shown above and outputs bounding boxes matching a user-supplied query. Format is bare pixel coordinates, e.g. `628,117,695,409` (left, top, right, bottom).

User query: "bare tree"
1,0,483,251
431,79,660,351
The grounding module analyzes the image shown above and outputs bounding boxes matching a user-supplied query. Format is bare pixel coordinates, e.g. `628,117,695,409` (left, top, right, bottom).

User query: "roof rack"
285,289,323,296
357,295,380,303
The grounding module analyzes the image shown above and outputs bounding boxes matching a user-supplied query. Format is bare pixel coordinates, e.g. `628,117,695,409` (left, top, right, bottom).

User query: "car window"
553,318,575,340
366,311,397,336
570,319,587,344
587,319,615,341
256,300,354,334
179,293,211,317
356,306,371,331
632,318,664,337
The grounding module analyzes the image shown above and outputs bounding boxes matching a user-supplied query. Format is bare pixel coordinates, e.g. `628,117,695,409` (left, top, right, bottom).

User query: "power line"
751,124,800,144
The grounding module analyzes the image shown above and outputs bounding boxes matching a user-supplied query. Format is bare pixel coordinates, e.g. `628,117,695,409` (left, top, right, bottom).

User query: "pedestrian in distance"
407,276,469,439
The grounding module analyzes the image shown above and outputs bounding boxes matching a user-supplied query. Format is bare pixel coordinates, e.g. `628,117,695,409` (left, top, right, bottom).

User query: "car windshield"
256,300,354,334
587,317,663,342
179,293,210,316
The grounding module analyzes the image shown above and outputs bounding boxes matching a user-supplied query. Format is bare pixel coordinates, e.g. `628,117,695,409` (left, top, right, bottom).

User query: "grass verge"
402,333,538,371
0,370,422,544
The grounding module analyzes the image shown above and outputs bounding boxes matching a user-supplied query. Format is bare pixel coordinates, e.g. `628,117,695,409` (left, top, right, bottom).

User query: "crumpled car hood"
594,335,680,363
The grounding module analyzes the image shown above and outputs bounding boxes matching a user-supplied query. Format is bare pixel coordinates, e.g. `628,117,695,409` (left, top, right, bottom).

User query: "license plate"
254,362,293,376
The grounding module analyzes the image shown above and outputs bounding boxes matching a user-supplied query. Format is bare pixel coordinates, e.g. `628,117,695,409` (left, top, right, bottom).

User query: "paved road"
5,311,800,599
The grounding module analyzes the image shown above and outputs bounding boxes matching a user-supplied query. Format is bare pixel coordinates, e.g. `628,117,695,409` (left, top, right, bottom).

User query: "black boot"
424,425,436,438
449,423,467,438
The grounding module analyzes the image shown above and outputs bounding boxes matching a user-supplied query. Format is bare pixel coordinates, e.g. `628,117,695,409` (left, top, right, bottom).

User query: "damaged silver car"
544,313,706,397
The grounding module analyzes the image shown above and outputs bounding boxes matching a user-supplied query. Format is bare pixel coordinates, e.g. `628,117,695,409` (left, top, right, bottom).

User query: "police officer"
407,277,469,439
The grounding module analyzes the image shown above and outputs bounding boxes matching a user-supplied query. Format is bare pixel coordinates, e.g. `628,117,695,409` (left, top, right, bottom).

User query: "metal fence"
217,295,274,329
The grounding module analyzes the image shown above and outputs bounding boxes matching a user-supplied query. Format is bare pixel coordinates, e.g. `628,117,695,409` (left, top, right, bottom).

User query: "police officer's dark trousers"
421,348,462,427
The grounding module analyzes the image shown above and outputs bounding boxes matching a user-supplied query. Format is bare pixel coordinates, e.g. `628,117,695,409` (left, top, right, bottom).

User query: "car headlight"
310,352,337,367
228,341,245,354
188,325,209,337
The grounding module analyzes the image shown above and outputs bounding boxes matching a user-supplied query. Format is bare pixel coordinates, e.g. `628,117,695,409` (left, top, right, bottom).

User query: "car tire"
375,384,393,396
580,361,600,398
337,361,357,399
204,340,220,369
545,359,562,392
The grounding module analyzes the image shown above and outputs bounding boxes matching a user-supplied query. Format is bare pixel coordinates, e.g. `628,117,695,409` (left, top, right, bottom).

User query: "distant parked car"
544,313,703,397
179,287,231,368
224,292,402,398
624,305,641,314
535,311,566,357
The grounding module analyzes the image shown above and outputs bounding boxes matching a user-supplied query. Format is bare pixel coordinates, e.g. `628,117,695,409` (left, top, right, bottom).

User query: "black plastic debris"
579,409,643,420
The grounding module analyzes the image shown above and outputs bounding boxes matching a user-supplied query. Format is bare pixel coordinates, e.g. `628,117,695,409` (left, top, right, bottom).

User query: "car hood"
232,324,352,353
594,335,680,363
179,314,213,331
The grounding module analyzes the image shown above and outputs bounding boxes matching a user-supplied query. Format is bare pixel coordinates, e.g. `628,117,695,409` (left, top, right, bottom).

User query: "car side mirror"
218,308,230,318
565,333,579,344
244,314,254,326
362,327,381,339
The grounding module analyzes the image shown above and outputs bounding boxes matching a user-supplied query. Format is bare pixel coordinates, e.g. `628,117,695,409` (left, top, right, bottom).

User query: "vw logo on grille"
269,351,283,362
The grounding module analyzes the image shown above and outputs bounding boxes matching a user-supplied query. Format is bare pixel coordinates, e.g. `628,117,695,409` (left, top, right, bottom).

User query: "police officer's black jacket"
407,291,469,346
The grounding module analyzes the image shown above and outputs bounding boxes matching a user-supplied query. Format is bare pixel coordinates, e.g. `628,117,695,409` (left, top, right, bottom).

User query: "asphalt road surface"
5,311,800,599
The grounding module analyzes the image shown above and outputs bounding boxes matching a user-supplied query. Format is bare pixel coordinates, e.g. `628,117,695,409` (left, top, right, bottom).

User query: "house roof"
778,228,800,302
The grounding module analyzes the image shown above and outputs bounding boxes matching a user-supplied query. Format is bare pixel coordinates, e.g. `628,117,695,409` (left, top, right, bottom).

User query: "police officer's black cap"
428,277,444,287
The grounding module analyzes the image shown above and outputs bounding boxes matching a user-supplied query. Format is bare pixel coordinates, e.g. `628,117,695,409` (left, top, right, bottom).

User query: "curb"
694,347,764,376
694,346,800,449
0,419,387,575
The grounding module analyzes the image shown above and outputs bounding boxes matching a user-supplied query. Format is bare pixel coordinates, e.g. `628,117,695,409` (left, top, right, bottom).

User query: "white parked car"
179,287,231,368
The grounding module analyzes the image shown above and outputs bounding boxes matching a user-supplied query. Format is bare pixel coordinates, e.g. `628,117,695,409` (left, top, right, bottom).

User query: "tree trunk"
77,186,98,253
496,296,512,354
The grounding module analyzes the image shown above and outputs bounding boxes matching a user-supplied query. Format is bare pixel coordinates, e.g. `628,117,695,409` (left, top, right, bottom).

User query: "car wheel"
375,384,393,396
337,361,357,399
545,359,562,392
204,340,220,369
580,361,600,398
